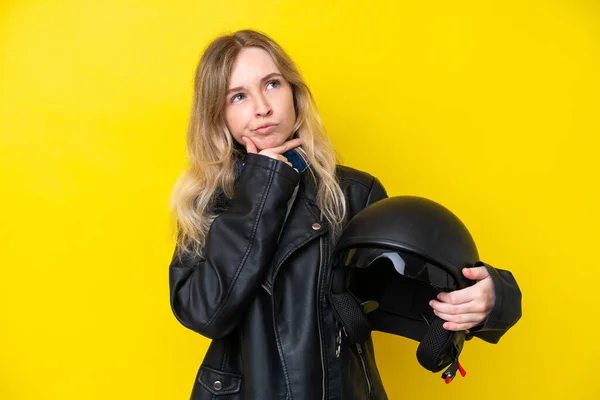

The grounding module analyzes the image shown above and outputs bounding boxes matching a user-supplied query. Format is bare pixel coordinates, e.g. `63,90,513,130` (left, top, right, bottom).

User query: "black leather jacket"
169,153,521,399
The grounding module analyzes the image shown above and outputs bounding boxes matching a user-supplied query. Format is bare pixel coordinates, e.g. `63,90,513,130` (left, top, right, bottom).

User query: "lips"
253,123,278,135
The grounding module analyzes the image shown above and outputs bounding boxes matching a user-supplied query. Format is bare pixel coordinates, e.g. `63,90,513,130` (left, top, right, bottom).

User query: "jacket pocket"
194,365,242,397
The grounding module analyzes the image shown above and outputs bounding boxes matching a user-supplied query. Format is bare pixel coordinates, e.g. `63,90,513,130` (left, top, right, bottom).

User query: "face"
224,47,296,151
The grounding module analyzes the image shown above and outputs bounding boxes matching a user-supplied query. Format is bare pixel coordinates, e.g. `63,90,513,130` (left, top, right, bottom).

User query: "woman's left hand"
429,266,495,331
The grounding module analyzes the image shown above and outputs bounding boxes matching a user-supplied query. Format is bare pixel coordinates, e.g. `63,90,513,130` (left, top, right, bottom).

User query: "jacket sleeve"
466,261,523,344
169,154,300,339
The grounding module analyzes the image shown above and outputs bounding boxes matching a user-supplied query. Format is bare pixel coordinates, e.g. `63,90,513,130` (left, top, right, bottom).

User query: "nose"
254,93,272,117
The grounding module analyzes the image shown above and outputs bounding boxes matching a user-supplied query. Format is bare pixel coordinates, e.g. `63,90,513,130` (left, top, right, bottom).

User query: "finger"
462,266,489,281
431,298,490,315
263,152,295,169
242,136,258,154
429,299,473,315
437,285,478,305
433,310,484,325
441,321,482,331
260,151,288,163
267,138,303,154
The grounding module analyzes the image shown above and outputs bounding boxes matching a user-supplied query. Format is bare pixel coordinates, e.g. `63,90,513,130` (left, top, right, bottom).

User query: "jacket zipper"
356,343,372,399
317,235,326,400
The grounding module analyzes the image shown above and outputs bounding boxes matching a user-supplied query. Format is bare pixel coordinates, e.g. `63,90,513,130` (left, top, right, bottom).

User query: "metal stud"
213,381,222,391
312,223,321,230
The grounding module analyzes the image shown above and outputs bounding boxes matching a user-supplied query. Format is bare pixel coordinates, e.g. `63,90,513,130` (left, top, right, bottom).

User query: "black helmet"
329,196,479,383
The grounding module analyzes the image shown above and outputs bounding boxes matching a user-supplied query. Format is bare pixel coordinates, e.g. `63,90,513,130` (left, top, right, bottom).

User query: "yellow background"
1,0,598,399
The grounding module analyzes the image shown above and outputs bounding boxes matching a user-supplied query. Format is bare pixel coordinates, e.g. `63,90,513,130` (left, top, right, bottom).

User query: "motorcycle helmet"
329,196,480,383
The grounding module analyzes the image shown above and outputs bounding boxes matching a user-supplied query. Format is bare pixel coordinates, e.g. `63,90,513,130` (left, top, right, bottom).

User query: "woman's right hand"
242,136,303,171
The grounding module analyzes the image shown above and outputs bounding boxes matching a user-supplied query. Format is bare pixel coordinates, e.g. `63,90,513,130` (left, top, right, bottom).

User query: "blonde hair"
170,29,346,255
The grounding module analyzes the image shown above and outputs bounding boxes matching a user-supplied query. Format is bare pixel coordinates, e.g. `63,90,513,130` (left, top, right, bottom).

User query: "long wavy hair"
170,29,346,255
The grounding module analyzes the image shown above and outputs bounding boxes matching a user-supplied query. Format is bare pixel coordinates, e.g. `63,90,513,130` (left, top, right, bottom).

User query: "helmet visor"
343,247,459,292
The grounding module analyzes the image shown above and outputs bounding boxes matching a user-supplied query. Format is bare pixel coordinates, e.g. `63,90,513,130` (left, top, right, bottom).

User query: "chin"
255,135,288,151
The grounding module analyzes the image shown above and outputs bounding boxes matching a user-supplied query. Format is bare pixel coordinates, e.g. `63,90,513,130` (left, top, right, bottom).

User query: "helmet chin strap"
416,317,467,383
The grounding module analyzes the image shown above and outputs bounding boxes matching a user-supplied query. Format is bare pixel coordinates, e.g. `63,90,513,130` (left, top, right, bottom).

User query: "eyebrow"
227,73,283,94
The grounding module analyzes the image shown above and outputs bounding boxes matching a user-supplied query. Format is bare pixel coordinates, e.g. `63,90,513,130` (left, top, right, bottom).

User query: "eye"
230,93,245,103
266,79,281,90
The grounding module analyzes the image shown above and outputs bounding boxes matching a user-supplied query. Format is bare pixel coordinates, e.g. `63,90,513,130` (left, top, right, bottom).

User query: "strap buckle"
442,359,466,384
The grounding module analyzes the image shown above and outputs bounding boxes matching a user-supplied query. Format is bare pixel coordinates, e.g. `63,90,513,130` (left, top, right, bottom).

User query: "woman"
169,29,520,399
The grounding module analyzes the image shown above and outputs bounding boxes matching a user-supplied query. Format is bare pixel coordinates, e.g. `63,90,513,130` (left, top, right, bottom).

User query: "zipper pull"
336,325,349,358
336,327,342,358
356,343,363,354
